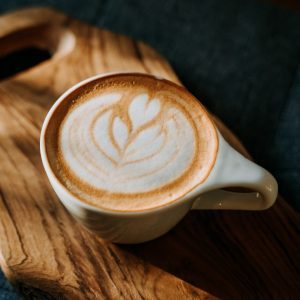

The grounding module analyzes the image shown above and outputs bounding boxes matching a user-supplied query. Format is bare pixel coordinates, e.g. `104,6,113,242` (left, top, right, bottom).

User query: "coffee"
45,74,218,212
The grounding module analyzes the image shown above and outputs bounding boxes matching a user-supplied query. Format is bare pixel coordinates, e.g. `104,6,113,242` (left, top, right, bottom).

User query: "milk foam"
60,93,195,193
48,74,218,211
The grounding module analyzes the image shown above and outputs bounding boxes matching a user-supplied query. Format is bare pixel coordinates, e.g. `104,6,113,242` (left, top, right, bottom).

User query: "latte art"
61,92,195,193
46,74,218,211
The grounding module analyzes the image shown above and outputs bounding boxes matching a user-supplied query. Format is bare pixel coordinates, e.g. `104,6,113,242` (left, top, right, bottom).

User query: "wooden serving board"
0,7,299,299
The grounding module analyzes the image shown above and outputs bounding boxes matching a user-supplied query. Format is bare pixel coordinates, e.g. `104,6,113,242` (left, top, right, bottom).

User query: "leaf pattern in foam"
124,125,166,163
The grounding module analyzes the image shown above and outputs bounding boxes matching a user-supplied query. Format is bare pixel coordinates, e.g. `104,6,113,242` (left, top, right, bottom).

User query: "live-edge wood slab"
0,7,299,300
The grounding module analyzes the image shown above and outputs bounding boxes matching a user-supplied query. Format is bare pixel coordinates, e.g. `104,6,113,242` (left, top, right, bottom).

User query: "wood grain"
0,7,299,299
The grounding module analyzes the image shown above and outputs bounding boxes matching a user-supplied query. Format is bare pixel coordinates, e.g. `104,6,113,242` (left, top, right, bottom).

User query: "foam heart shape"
129,93,161,130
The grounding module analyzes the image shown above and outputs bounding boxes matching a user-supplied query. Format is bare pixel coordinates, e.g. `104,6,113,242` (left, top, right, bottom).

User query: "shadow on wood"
121,198,300,299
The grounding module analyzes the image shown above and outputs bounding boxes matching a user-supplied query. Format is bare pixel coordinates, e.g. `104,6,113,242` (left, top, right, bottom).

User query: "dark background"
0,0,299,298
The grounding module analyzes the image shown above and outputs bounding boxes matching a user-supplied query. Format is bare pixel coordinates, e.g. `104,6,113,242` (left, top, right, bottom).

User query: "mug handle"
192,133,278,210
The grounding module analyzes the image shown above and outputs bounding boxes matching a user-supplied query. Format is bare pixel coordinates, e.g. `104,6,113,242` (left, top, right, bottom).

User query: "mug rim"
40,72,219,216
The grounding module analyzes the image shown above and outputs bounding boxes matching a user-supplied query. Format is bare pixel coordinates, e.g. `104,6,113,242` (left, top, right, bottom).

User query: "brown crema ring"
45,73,218,212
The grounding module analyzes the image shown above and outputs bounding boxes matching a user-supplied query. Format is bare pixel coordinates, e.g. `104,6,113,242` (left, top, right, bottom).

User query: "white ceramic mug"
40,74,278,244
